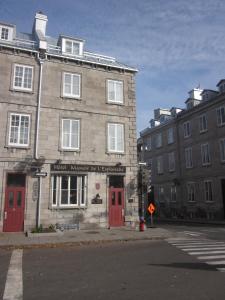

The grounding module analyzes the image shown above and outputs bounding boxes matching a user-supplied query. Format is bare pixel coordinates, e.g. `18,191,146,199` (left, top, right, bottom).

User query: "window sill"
205,201,214,203
5,145,30,150
59,149,80,153
61,95,81,101
199,130,208,134
106,151,125,156
202,163,211,167
51,206,87,210
10,88,34,94
107,101,124,106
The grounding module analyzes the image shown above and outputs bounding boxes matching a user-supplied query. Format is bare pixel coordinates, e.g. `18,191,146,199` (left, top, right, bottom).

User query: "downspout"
35,55,44,228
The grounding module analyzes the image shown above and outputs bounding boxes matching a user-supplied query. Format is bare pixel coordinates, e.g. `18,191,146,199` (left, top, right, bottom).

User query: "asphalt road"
1,231,225,300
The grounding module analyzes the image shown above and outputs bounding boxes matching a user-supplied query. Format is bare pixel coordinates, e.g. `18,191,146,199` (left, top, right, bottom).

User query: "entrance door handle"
4,211,7,220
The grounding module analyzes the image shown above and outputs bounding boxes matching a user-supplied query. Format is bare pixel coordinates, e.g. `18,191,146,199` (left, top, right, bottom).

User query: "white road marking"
182,246,225,251
206,260,225,265
217,268,225,272
189,250,225,255
175,242,225,247
198,255,225,260
3,249,23,300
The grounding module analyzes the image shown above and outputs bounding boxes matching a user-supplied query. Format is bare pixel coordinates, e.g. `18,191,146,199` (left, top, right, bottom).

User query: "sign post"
148,203,155,227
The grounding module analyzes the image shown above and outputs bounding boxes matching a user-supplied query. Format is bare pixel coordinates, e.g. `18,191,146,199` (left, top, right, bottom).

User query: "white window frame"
61,119,80,150
0,25,13,41
146,136,151,151
157,156,163,174
107,80,124,104
107,123,124,153
185,147,193,168
155,133,162,148
168,152,175,172
199,114,207,133
220,138,225,162
51,175,87,208
201,143,211,166
167,127,174,144
204,180,213,202
62,38,83,56
13,64,33,91
217,106,225,126
183,121,191,138
158,186,164,203
187,183,195,202
170,186,176,202
63,72,81,98
8,113,30,147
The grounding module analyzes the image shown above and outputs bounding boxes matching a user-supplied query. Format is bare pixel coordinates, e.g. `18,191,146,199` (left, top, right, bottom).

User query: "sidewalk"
0,226,175,250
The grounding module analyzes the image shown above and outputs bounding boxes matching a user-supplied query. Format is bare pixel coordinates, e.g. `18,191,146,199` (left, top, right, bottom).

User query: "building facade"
0,12,138,232
139,87,225,221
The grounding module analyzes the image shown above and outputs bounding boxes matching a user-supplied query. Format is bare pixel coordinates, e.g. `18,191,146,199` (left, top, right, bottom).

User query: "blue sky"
1,0,225,134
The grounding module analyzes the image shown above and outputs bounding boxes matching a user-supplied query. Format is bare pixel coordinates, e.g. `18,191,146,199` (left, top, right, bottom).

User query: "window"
220,138,225,162
158,186,164,202
187,183,195,202
63,39,82,56
13,64,33,91
9,113,30,146
171,186,176,202
0,26,9,40
62,119,80,150
156,156,163,174
107,80,123,104
199,114,207,133
204,180,213,202
168,152,175,172
167,127,174,144
201,143,210,165
63,73,81,98
108,123,124,153
183,121,191,138
51,175,87,207
146,136,151,151
217,106,225,126
185,147,193,168
155,133,162,148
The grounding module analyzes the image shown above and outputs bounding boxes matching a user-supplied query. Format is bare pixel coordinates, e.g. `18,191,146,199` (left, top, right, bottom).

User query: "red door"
3,187,25,232
109,188,124,227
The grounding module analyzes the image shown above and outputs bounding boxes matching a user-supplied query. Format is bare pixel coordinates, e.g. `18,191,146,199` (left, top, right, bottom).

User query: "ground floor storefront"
0,162,138,232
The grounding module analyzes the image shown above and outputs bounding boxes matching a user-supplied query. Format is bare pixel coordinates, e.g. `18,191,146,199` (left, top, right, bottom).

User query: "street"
1,225,225,300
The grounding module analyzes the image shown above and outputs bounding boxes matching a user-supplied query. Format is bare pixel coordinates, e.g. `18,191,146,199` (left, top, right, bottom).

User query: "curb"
0,235,170,250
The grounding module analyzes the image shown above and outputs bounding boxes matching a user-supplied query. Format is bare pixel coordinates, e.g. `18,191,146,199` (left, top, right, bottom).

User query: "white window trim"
199,114,208,133
185,147,193,168
13,64,33,91
8,113,30,147
167,127,174,144
52,175,87,208
168,152,175,172
220,138,225,162
183,121,191,138
62,38,83,56
61,119,80,150
201,143,211,166
0,25,13,41
204,180,213,202
107,123,125,153
63,72,81,99
187,182,195,202
107,80,124,104
217,106,225,126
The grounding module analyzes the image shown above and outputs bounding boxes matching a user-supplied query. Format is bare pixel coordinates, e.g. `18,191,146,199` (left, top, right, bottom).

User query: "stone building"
0,12,138,232
139,86,225,221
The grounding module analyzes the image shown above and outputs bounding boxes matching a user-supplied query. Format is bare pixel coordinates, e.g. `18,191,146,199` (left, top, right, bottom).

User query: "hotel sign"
51,164,126,174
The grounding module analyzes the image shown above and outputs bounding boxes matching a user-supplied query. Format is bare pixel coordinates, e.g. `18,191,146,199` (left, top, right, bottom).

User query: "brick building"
0,12,138,232
139,87,225,221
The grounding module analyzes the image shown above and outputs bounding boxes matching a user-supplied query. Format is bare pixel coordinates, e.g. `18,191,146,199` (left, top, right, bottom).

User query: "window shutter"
108,81,115,101
62,119,70,148
71,120,79,149
116,124,124,152
72,75,80,97
108,124,116,151
116,81,123,103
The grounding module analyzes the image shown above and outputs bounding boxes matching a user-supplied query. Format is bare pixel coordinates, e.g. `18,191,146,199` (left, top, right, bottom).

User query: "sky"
1,0,225,135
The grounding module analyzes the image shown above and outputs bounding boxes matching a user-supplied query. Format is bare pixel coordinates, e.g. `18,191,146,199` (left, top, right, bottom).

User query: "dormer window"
0,25,13,41
61,38,83,56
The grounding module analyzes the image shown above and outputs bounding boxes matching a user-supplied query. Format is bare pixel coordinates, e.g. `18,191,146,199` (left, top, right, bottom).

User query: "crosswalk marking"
167,237,225,273
3,249,23,300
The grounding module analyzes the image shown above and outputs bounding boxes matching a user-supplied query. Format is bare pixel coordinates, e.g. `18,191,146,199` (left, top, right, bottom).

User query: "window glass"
108,123,124,153
17,191,22,207
107,80,123,104
62,119,79,150
9,114,30,146
13,65,33,91
9,191,14,208
63,73,80,98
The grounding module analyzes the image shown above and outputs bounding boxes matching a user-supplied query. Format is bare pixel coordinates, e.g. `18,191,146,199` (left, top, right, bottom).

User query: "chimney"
33,12,48,37
33,12,48,50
